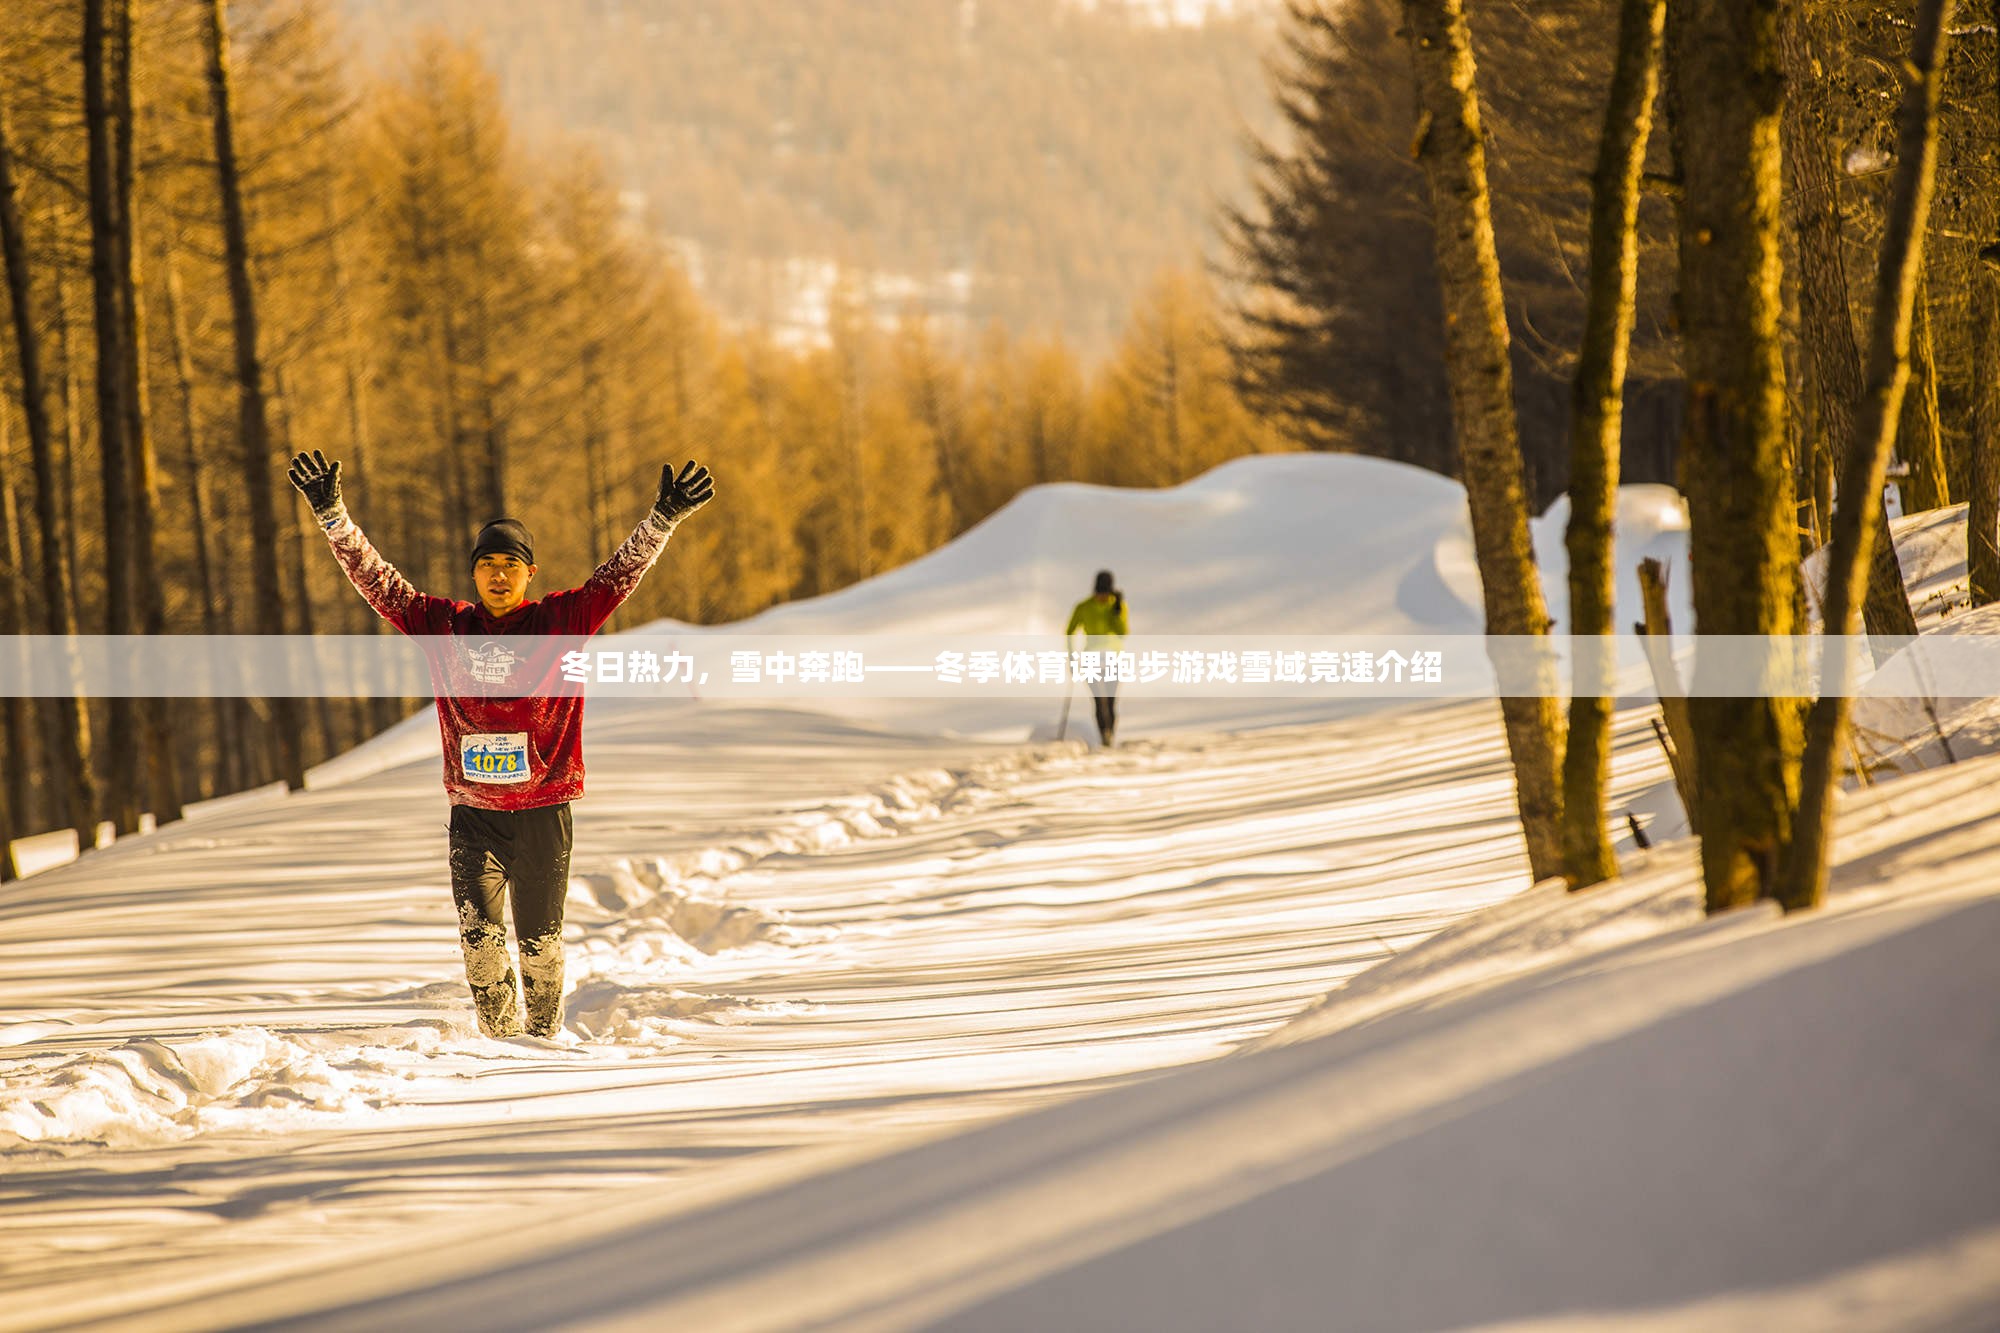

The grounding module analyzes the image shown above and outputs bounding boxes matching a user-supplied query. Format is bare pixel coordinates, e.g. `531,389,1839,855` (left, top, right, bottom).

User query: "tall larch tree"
1780,0,1956,912
204,0,306,790
1397,0,1566,883
1561,0,1668,890
1673,0,1803,912
1779,2,1921,655
0,76,98,846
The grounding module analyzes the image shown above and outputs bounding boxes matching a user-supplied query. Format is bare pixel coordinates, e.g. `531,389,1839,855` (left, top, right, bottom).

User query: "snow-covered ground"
4,456,1997,1330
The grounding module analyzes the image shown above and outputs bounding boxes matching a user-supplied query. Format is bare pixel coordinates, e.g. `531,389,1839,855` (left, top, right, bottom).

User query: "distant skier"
288,450,715,1040
1066,569,1129,747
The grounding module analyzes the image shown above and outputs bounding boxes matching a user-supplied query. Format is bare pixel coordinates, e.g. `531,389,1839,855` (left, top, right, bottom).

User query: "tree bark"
471,285,506,520
1778,2,1920,653
162,249,240,800
1974,264,2000,606
269,364,333,763
1778,0,1955,912
1968,0,2000,607
0,94,98,847
1562,0,1667,890
85,0,145,835
112,3,183,827
1674,0,1802,912
0,424,34,847
580,340,610,555
434,287,471,546
1896,269,1950,512
0,711,14,878
50,265,83,600
203,0,305,790
1399,0,1566,882
322,179,401,738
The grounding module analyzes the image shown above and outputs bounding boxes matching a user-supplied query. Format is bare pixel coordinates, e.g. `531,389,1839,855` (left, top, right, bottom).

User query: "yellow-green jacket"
1065,595,1129,646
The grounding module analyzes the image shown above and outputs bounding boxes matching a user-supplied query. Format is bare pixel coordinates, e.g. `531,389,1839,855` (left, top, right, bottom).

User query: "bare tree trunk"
0,717,14,878
471,285,506,519
913,354,965,533
1779,0,1955,912
1973,0,2000,607
0,422,34,846
51,265,83,600
1399,0,1566,881
203,0,304,790
0,95,98,847
85,0,145,835
1974,258,2000,606
841,340,870,583
322,182,373,519
322,180,399,738
1782,220,1815,559
1675,0,1803,912
1562,0,1667,890
0,706,14,878
270,365,332,762
1897,269,1950,512
162,250,239,799
0,416,24,870
1778,1,1920,653
111,4,183,826
205,462,254,794
580,341,610,555
437,305,471,544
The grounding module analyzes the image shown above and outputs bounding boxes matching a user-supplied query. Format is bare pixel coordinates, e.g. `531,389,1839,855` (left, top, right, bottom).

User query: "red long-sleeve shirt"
321,506,674,811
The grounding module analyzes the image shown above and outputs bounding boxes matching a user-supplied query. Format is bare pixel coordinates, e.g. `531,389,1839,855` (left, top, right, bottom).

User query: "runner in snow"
1066,569,1129,747
287,450,715,1039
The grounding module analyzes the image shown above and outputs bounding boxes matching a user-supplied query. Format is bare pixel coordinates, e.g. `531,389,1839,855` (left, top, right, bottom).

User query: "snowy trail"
8,457,1999,1327
2,691,1674,1329
161,753,2000,1333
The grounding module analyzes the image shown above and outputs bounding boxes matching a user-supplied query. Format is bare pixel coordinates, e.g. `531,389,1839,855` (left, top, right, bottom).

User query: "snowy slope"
698,453,1692,641
726,455,1484,638
182,761,2000,1333
5,455,1996,1331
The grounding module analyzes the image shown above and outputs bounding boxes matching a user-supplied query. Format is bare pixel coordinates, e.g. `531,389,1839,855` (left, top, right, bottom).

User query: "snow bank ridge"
566,760,1017,947
0,1028,374,1151
562,980,808,1044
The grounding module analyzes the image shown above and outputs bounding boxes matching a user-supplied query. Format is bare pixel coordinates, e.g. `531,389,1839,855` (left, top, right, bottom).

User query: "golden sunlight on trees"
0,5,1275,848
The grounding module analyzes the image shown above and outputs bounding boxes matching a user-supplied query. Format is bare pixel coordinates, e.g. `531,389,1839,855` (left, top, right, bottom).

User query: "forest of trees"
1224,0,1995,906
1228,0,1998,521
0,0,1281,873
5,0,1999,922
334,0,1281,356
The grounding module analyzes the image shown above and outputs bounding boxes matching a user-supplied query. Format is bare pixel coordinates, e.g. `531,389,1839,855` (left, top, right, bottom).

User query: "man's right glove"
653,459,715,527
287,450,343,523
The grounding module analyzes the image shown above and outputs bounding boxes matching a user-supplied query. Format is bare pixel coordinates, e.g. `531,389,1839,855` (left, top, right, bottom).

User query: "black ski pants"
447,802,572,1038
1090,681,1118,744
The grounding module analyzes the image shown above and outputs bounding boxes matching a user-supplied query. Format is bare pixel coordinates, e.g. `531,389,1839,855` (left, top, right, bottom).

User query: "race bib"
460,732,531,785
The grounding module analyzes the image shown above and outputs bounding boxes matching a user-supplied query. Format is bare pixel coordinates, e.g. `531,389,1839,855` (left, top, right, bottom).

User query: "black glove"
287,450,342,517
653,459,715,524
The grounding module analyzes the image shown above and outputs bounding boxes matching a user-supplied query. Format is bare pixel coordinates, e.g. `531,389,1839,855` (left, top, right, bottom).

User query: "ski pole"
1057,634,1076,741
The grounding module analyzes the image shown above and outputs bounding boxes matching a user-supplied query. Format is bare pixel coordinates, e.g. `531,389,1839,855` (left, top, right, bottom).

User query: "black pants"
1091,683,1118,745
447,802,572,1038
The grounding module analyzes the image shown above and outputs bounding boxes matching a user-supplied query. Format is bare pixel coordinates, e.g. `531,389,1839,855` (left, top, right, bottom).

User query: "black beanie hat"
470,518,535,571
1094,569,1115,595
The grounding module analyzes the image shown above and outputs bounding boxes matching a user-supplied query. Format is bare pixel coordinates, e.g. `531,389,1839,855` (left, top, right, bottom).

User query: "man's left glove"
287,450,343,523
653,459,715,526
